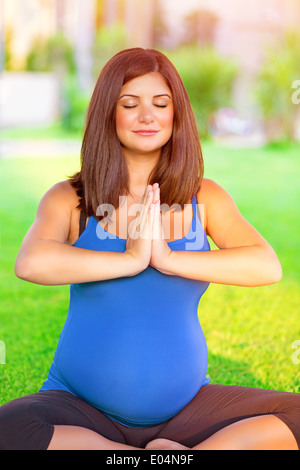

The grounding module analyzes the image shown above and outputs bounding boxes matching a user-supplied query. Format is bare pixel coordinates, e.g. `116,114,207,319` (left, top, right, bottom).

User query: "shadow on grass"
207,352,278,391
0,350,284,409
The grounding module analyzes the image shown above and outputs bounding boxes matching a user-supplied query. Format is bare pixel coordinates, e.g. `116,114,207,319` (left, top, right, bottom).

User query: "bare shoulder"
196,178,238,213
196,178,227,202
45,179,78,201
27,180,81,245
196,178,229,234
39,180,79,214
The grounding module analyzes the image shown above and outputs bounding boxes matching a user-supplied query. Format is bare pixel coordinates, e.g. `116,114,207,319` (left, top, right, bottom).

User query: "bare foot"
145,438,189,450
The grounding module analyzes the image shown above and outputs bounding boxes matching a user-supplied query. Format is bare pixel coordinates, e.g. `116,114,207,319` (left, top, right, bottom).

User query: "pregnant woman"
0,48,299,450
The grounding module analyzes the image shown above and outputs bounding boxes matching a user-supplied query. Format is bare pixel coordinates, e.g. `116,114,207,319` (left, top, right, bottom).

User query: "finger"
132,185,155,237
138,196,155,240
152,183,160,203
142,185,152,205
155,186,160,203
138,190,154,236
128,186,152,239
145,201,155,239
152,200,161,240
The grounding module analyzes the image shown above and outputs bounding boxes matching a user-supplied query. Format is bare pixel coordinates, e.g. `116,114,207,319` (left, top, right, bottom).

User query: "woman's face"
115,72,174,157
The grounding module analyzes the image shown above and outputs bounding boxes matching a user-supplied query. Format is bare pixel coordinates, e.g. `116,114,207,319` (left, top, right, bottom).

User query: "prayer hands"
125,183,172,274
149,183,172,273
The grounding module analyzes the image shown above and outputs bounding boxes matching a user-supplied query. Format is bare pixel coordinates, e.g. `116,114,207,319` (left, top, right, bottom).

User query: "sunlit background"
0,1,299,401
1,0,300,147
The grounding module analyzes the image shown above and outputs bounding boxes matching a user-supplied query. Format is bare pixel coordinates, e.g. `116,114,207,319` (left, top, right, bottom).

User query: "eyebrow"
119,93,172,100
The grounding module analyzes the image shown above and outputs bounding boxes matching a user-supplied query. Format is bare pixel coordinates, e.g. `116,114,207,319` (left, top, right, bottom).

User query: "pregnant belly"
55,315,208,427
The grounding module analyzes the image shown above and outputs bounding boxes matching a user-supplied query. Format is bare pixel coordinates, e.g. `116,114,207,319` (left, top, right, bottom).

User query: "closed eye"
122,104,168,109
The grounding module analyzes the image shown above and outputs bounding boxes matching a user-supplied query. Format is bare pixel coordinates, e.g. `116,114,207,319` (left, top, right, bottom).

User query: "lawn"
0,139,299,406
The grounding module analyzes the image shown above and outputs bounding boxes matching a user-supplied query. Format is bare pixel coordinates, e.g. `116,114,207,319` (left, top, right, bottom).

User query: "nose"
138,104,154,124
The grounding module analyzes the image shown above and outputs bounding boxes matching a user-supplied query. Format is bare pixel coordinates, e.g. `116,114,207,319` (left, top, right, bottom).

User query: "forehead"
120,72,171,96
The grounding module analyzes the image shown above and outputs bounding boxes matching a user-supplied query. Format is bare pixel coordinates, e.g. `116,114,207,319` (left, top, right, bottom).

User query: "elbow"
262,254,283,285
14,254,35,282
271,260,282,284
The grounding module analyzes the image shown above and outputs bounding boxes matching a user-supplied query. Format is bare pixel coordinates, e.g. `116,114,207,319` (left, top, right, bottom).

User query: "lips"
133,130,159,136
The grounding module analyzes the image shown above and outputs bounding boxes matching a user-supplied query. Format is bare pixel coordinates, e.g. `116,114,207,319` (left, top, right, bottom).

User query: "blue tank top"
40,195,211,427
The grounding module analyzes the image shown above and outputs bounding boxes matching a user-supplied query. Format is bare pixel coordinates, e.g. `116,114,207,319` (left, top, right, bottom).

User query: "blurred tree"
254,28,300,142
92,22,128,78
166,45,238,138
73,0,96,93
25,32,77,127
60,74,90,134
3,26,14,71
152,0,168,49
25,32,75,75
182,9,219,46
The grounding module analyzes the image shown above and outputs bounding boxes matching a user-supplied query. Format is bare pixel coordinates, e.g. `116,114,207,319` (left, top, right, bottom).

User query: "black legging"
0,384,299,450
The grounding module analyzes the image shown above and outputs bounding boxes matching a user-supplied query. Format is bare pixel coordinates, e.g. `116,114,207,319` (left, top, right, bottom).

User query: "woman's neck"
123,148,161,199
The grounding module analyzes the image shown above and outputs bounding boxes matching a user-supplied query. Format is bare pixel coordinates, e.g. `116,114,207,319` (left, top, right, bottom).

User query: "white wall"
0,72,60,128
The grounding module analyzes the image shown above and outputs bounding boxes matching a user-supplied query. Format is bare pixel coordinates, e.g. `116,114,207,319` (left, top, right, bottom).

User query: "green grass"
0,140,299,406
0,121,83,140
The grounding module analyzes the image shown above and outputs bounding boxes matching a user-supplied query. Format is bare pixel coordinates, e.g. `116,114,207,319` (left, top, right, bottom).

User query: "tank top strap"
79,211,87,237
191,195,197,232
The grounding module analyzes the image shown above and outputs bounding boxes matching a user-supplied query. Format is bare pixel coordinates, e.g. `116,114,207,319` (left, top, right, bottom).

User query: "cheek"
115,110,128,136
161,109,174,135
116,112,139,146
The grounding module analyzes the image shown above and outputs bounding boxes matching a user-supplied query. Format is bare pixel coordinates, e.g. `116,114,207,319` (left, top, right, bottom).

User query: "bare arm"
160,179,282,287
14,182,140,286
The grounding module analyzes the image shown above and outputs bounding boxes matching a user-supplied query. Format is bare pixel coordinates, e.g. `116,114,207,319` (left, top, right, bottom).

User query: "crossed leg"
47,414,298,450
145,414,298,450
47,385,299,451
143,384,300,451
1,385,299,450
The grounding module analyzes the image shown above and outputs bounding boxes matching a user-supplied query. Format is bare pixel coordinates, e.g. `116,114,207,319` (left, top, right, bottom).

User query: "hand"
150,183,173,273
125,185,154,272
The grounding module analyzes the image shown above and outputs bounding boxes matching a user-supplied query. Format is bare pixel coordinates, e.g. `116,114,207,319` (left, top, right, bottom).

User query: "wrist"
156,249,176,276
123,251,148,276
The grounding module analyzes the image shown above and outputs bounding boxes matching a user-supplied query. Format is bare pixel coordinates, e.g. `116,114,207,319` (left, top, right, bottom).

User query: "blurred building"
163,0,300,120
2,0,300,77
164,0,300,67
0,0,156,127
1,0,300,130
1,0,155,71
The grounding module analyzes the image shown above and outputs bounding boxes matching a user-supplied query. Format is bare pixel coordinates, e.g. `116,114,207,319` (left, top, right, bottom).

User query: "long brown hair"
69,48,204,219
